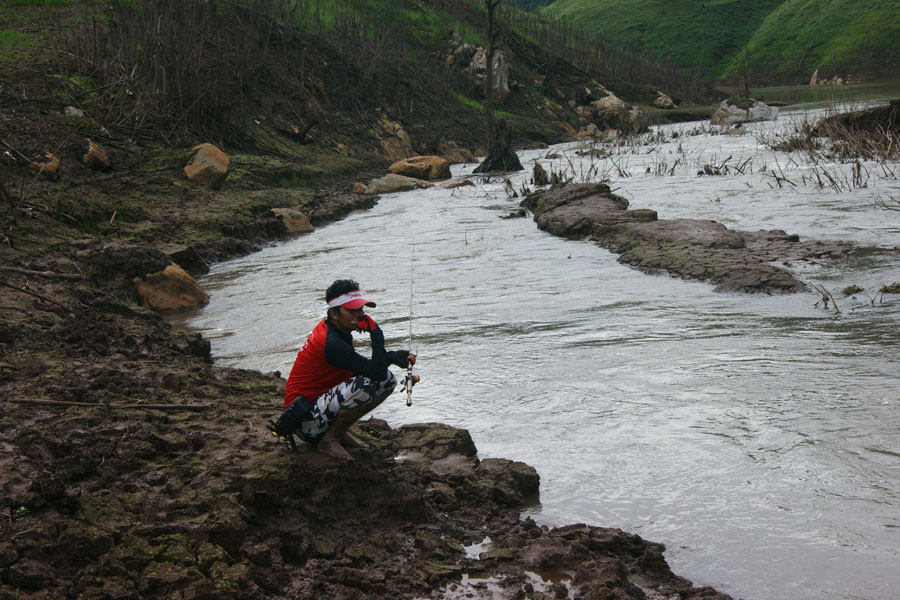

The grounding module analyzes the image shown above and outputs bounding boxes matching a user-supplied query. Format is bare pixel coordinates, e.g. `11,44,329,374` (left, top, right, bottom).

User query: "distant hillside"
542,0,900,83
741,0,900,81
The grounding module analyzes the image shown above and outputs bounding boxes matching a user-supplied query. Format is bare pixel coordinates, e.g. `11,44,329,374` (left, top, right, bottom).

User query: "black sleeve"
324,323,400,380
387,350,410,368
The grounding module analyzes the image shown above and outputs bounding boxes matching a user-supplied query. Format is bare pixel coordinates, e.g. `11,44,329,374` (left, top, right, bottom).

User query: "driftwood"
0,265,82,279
9,399,209,411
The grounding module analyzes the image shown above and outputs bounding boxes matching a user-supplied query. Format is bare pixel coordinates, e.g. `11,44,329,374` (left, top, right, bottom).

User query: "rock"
394,422,478,460
438,141,476,164
183,143,230,189
438,178,474,189
576,123,601,139
654,91,677,109
270,208,314,234
389,155,452,180
353,182,367,194
590,93,630,129
810,68,820,86
377,114,414,162
82,139,111,172
574,105,592,122
63,106,85,118
365,173,433,194
711,100,778,126
134,263,210,311
30,152,59,180
469,47,510,103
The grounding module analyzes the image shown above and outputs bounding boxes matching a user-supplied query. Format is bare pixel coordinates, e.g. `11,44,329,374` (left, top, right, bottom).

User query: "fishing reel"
403,370,420,406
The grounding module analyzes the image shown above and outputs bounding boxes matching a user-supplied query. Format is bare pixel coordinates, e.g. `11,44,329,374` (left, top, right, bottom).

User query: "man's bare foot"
316,439,354,461
340,431,369,449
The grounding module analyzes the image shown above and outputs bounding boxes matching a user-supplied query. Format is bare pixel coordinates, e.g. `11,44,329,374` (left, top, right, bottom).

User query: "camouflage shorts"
295,371,396,445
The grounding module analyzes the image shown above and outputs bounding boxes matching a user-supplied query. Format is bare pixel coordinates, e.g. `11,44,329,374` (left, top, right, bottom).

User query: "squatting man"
268,279,416,460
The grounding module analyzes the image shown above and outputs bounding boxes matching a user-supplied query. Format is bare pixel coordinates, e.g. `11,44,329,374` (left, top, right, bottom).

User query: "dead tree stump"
474,119,523,174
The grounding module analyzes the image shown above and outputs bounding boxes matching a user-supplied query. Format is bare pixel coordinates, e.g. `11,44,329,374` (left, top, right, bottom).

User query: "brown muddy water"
170,104,900,600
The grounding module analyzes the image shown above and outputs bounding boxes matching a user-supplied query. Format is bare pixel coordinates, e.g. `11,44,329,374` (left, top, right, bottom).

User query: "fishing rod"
403,244,419,406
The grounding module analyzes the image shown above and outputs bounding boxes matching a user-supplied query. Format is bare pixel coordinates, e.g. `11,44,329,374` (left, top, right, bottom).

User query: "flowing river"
170,104,900,600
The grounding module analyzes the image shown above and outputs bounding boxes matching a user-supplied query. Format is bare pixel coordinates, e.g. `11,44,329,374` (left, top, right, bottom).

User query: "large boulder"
590,93,631,129
183,143,229,190
389,155,451,180
364,173,433,195
710,100,778,125
134,263,209,311
376,114,414,162
270,208,314,234
653,91,677,110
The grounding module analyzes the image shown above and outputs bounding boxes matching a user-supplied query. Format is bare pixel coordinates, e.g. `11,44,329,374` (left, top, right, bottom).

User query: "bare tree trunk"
474,1,522,174
484,0,498,158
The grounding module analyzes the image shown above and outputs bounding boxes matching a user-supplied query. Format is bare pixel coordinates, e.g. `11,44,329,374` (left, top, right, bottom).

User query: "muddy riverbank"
0,177,734,599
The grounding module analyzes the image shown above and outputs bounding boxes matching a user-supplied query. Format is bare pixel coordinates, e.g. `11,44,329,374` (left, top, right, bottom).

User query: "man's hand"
407,352,417,367
356,315,380,333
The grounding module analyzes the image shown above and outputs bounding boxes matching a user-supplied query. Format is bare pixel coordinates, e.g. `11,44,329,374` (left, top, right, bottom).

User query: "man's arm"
324,319,395,379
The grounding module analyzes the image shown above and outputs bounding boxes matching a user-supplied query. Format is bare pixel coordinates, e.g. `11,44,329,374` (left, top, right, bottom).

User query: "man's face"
332,304,365,334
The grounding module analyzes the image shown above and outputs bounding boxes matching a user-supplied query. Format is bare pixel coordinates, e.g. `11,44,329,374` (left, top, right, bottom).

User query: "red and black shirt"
284,317,407,406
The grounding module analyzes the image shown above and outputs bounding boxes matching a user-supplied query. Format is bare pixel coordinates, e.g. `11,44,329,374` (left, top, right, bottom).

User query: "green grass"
543,0,782,78
0,29,39,62
542,0,900,82
6,0,93,5
737,0,900,76
453,92,483,112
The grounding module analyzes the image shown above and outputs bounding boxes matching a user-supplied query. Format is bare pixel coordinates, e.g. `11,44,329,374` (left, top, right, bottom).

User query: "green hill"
742,0,900,81
542,0,900,83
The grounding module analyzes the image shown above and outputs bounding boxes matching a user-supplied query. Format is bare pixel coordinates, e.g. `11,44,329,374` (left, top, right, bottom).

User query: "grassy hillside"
542,0,782,79
542,0,900,83
739,0,900,81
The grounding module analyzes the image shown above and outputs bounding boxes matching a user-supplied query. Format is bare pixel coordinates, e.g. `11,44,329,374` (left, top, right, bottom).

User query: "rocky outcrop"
389,155,452,180
470,47,510,103
184,143,230,189
445,31,511,103
810,68,852,86
377,114,414,162
0,399,733,600
521,183,854,293
134,262,210,310
710,100,779,125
